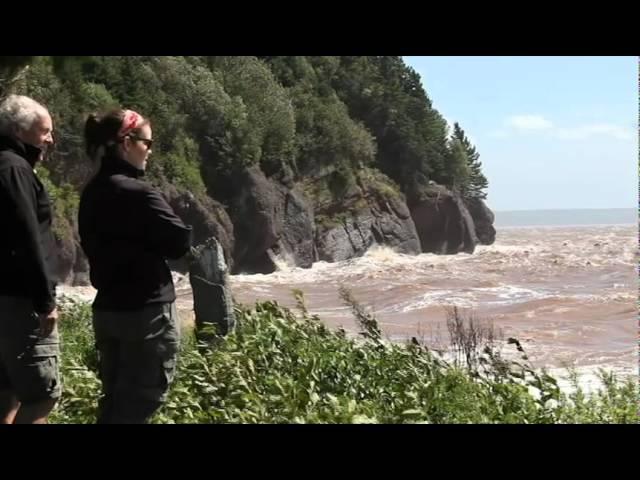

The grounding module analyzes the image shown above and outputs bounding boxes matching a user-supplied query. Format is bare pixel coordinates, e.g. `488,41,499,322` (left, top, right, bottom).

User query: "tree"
330,56,451,202
444,138,471,193
0,56,35,95
206,57,296,178
262,56,377,190
452,122,488,199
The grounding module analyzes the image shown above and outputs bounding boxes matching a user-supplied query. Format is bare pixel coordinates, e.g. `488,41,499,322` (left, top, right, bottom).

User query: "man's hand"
38,307,58,338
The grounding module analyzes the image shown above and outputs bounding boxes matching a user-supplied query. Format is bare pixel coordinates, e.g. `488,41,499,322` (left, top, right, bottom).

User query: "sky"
403,56,637,212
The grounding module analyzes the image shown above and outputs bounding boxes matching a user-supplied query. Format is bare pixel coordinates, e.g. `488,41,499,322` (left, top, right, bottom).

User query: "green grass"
50,295,638,424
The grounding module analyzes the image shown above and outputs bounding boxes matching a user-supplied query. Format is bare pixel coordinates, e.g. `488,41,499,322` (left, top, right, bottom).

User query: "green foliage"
327,164,357,199
357,167,402,201
328,56,452,200
162,132,206,194
207,57,296,177
289,91,376,179
35,165,79,243
444,138,471,192
0,56,36,95
452,122,489,200
51,297,638,424
49,298,101,424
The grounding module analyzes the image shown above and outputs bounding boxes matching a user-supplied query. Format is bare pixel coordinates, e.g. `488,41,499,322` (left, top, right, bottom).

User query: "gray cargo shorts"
0,296,61,404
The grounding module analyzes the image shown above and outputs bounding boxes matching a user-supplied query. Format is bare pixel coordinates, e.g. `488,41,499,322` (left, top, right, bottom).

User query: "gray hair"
0,94,49,136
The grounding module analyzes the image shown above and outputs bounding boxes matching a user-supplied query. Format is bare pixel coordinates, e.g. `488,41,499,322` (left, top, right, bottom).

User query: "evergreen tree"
452,122,488,199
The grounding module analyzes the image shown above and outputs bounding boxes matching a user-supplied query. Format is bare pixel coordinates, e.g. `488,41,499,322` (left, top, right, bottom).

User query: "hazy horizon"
493,207,636,227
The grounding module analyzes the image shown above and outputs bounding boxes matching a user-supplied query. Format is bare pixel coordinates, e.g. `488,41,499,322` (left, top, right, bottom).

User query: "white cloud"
554,124,635,141
506,115,554,130
498,114,634,142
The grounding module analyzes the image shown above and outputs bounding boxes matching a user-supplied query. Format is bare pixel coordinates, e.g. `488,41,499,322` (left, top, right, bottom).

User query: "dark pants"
0,296,61,404
92,302,180,424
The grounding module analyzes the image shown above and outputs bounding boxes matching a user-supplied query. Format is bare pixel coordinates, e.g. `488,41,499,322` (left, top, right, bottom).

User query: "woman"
79,109,191,423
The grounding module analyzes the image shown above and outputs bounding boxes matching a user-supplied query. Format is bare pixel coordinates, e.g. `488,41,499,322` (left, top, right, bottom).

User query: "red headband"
118,109,143,137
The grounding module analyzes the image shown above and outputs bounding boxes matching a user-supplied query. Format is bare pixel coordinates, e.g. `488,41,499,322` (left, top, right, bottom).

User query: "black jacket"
79,152,192,311
0,135,56,314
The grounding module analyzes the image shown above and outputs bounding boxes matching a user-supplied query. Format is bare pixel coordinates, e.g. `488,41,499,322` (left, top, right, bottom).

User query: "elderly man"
0,94,60,424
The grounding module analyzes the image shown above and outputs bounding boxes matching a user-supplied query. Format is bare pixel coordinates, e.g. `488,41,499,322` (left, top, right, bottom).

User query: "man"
0,94,60,424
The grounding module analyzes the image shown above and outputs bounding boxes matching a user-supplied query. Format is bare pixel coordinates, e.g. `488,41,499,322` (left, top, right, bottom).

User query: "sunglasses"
127,135,153,149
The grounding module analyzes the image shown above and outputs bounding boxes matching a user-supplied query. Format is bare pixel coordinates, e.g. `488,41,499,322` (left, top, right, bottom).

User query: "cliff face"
464,197,496,246
61,172,494,279
229,166,316,274
316,183,421,263
409,186,479,255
